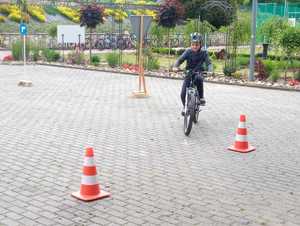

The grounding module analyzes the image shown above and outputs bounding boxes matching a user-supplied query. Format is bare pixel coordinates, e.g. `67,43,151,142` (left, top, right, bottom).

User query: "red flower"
288,79,300,86
2,55,14,61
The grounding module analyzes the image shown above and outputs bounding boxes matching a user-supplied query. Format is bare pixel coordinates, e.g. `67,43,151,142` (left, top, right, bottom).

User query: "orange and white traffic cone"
72,147,110,201
228,115,256,153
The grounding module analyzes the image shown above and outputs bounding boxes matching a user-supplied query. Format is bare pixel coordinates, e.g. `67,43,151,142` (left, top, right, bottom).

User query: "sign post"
130,15,152,98
18,23,32,87
20,23,27,66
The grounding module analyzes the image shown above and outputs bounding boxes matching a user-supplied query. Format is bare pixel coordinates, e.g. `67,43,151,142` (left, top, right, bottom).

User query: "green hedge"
151,47,185,56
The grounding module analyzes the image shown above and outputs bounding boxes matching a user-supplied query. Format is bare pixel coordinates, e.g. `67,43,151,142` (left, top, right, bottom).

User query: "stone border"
1,61,300,92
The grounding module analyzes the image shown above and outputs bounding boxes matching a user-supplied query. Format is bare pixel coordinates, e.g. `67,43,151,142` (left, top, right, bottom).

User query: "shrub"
8,12,30,23
110,9,128,23
223,65,236,77
232,71,243,79
269,70,280,83
44,5,58,15
3,4,30,23
2,54,14,61
255,59,267,80
262,60,276,76
106,52,119,67
0,16,5,23
42,49,60,62
12,40,30,61
236,56,249,67
91,55,100,66
67,51,85,65
151,47,178,55
146,57,160,70
57,6,80,23
0,4,11,15
130,9,157,19
294,71,300,81
273,60,286,70
28,5,46,22
30,45,42,62
48,25,57,38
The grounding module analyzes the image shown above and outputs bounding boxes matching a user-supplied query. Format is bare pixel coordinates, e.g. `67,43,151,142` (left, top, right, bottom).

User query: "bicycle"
181,69,205,136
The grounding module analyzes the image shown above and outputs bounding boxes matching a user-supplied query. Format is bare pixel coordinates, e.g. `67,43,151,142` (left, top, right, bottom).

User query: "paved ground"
0,65,299,226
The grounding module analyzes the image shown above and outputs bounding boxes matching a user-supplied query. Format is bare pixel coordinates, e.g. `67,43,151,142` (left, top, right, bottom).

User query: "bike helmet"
190,32,202,44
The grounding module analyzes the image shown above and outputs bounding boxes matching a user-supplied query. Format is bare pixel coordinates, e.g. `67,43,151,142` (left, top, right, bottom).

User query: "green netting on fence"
257,2,300,42
258,2,300,26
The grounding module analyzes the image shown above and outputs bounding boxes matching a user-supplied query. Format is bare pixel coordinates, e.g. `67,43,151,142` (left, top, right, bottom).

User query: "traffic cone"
72,147,110,201
228,115,256,153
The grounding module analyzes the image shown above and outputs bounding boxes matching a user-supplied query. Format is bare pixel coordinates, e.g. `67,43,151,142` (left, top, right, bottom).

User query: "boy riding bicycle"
172,33,213,115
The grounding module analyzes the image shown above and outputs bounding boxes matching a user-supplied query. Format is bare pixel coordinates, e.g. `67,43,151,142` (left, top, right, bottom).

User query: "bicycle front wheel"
184,97,195,136
194,104,200,123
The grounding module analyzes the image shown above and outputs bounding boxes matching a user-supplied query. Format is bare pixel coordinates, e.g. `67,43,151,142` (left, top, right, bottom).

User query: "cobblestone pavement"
0,65,299,226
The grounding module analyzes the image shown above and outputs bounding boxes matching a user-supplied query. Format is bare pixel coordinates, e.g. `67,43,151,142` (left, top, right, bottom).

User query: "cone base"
18,80,33,87
71,190,110,202
131,91,149,98
228,145,256,153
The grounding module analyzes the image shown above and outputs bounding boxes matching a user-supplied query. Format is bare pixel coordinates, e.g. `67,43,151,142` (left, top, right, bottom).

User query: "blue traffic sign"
19,23,27,36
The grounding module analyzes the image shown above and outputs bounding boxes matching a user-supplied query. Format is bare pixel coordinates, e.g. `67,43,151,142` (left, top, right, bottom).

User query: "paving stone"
0,65,299,226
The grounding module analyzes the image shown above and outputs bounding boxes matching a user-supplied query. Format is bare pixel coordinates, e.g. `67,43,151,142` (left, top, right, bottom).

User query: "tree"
281,27,300,78
258,16,290,47
80,4,105,62
179,0,237,28
157,0,185,61
48,24,57,49
157,0,185,28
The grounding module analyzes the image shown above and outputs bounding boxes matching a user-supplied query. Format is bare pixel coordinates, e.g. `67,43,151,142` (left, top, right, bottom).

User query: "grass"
96,52,179,69
95,52,225,72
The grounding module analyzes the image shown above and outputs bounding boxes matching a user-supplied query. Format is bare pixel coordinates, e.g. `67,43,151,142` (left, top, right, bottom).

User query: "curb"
2,62,300,92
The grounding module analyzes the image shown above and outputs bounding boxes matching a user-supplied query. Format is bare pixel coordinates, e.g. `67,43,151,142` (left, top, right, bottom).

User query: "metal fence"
0,32,228,50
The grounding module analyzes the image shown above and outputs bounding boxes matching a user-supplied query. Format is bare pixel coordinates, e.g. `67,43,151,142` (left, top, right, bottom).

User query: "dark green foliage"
262,60,276,76
44,5,59,15
179,0,236,28
12,40,30,61
106,52,119,67
91,55,100,66
269,70,280,83
48,25,57,38
151,47,185,55
258,16,290,45
144,48,160,70
42,49,60,62
80,4,105,29
223,65,236,76
236,56,249,67
280,27,300,57
146,57,160,70
157,0,185,28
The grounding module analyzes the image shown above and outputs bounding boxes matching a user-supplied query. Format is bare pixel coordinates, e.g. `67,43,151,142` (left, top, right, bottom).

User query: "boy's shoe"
200,98,206,106
181,107,185,116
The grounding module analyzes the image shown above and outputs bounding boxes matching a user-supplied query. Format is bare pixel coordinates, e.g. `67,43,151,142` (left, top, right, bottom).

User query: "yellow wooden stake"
132,15,149,98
